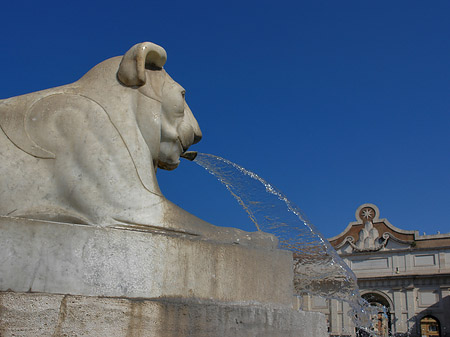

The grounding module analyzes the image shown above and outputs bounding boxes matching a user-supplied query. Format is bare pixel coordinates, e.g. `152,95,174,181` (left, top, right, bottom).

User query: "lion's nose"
193,130,202,144
183,103,202,144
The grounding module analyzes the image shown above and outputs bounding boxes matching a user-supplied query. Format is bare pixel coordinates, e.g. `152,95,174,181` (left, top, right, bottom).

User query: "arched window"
420,316,440,337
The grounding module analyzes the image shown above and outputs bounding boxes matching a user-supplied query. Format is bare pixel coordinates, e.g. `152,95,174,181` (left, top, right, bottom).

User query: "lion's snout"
183,104,202,146
178,121,201,151
193,129,202,144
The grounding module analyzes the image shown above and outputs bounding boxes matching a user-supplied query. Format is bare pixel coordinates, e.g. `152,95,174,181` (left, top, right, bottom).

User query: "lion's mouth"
177,135,190,152
177,135,198,161
180,151,198,161
158,135,197,170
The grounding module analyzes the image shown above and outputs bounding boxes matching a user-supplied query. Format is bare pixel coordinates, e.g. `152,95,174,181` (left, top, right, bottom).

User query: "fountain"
0,40,383,336
0,41,328,336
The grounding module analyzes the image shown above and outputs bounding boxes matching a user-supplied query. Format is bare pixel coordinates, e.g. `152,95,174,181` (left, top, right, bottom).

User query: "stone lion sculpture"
0,42,273,247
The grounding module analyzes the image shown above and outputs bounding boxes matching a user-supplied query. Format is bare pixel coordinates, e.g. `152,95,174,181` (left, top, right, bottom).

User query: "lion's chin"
157,160,180,171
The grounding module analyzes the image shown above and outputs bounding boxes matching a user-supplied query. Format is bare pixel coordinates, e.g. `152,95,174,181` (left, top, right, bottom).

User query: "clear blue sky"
1,1,449,238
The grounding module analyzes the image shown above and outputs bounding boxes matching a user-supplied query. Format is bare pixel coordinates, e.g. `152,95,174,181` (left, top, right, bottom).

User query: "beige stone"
0,216,288,304
0,217,328,336
0,292,327,337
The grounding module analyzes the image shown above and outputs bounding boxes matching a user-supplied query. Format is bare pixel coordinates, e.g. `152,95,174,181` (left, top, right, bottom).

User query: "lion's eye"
181,90,186,99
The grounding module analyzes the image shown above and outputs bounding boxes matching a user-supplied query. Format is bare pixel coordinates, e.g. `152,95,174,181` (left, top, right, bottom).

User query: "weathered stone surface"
0,218,328,336
0,217,290,305
0,41,273,247
0,292,328,337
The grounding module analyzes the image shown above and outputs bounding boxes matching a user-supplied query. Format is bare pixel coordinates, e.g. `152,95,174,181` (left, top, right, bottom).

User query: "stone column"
342,300,356,336
328,299,340,336
405,287,418,337
392,288,409,335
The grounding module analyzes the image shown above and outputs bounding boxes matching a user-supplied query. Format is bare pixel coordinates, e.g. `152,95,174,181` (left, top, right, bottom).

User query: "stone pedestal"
0,217,327,336
0,292,326,337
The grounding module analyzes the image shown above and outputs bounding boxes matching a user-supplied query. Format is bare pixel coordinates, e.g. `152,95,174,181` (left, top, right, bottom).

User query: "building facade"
301,203,450,337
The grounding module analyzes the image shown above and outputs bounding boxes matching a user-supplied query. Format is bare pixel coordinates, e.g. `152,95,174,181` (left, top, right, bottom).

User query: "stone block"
0,216,292,305
0,292,327,337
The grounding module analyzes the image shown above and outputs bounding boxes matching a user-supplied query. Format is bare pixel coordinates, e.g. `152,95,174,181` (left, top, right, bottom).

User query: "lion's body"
0,57,165,226
0,43,275,247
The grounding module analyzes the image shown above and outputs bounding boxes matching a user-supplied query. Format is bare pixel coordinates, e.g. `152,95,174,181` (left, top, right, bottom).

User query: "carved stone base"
0,216,292,305
0,217,328,336
0,292,327,337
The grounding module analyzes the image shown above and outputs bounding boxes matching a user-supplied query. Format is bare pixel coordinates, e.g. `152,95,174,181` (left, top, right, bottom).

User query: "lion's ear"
117,42,167,87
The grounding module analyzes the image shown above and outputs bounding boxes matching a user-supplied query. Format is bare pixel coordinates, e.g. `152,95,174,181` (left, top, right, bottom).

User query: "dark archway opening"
356,292,392,337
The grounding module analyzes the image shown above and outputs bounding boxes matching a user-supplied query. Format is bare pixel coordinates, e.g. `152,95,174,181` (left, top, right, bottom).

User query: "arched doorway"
420,316,440,337
356,292,392,337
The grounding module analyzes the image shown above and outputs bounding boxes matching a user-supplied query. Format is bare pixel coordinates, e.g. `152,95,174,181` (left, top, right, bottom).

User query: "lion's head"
0,41,204,225
117,42,202,171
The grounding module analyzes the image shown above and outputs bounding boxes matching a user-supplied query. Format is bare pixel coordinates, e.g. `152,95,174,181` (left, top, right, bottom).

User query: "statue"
0,42,272,247
0,42,326,337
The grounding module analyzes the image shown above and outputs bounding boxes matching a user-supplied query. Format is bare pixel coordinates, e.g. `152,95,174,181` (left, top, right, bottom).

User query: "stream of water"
193,153,381,334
